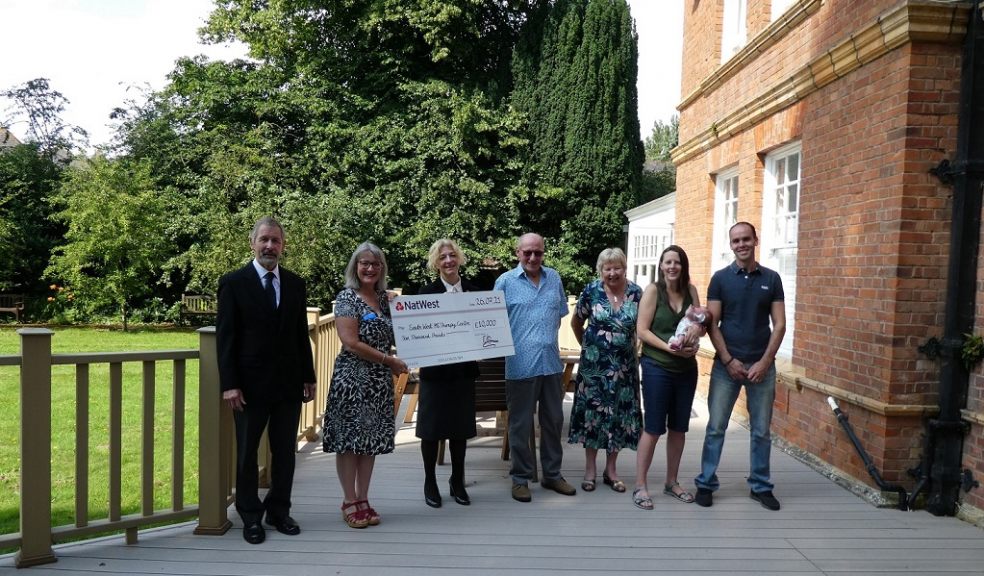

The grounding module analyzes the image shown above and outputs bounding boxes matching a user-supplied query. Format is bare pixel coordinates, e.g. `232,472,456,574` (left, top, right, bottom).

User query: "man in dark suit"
217,216,317,544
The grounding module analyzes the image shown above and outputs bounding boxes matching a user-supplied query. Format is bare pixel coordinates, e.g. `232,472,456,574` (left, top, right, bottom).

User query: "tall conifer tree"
512,0,643,287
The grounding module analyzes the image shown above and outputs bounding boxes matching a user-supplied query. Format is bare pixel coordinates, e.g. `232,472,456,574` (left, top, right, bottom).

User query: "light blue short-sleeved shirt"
494,264,569,380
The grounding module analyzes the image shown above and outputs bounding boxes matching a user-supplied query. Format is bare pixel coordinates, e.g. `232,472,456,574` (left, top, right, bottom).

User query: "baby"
668,305,710,351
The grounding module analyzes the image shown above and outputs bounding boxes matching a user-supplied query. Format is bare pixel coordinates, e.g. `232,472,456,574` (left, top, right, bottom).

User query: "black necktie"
264,271,277,309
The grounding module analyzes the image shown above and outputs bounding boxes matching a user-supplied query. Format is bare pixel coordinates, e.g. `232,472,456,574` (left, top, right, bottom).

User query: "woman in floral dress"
568,248,642,494
323,242,408,528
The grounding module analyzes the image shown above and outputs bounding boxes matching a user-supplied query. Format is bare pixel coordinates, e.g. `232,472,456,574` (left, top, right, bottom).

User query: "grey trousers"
506,373,565,485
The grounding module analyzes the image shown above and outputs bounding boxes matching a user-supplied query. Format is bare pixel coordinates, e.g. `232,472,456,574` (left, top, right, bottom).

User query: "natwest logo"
394,299,440,312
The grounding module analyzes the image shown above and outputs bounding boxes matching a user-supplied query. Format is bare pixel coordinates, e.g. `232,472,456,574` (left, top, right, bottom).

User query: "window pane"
788,153,800,181
772,0,797,21
788,183,798,211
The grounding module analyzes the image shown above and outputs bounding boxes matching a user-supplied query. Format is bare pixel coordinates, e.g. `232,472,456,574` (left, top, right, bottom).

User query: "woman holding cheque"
323,242,408,528
415,239,482,508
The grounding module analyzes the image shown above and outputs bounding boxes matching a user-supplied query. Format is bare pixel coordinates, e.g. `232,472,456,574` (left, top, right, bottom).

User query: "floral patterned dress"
567,280,643,452
322,288,396,455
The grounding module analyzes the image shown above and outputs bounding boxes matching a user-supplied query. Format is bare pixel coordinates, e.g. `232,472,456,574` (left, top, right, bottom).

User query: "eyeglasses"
521,250,544,258
358,260,382,269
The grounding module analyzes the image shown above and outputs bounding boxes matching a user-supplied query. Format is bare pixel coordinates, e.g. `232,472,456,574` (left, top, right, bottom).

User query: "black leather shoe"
264,514,301,535
243,520,266,544
750,490,781,511
695,488,713,508
424,481,442,508
449,481,471,505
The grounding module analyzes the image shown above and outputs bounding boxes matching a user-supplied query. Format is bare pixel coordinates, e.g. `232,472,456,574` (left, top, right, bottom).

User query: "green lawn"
0,327,201,536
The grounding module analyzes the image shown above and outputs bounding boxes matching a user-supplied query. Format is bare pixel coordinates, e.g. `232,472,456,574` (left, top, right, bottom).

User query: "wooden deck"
4,395,984,575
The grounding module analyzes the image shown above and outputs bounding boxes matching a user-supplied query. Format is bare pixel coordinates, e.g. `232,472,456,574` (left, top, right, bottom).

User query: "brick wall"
677,0,976,503
680,0,894,144
789,39,957,485
680,0,722,112
968,209,984,511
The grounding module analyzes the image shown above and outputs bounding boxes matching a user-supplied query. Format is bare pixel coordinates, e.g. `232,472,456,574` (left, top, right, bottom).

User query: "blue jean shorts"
640,356,698,436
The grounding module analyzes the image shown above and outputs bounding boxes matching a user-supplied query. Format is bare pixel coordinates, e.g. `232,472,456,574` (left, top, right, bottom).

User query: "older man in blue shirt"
494,232,576,502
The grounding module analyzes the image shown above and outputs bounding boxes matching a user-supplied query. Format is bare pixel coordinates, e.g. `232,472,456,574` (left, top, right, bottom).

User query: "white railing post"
16,328,56,567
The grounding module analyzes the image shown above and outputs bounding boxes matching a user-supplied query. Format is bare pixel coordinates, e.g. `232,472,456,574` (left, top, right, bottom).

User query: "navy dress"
414,278,481,441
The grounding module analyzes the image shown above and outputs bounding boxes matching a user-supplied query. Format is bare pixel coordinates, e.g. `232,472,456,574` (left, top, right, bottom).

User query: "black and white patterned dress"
322,288,396,455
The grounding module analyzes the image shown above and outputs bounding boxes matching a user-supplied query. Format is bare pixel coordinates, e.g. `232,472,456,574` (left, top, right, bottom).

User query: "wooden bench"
399,359,509,426
399,353,581,481
180,294,217,324
413,358,541,478
0,294,25,322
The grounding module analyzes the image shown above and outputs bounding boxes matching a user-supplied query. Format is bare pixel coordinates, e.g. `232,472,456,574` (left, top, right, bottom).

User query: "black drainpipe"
923,2,984,517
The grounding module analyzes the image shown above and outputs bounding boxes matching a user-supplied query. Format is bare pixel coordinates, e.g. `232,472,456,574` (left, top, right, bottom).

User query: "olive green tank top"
641,289,697,373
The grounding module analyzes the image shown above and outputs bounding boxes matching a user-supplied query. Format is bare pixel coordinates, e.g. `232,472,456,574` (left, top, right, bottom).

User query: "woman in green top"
632,245,705,510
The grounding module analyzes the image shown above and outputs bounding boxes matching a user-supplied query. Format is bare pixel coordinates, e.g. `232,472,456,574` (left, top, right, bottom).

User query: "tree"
0,142,65,294
47,157,177,329
108,1,542,308
1,79,92,301
1,78,88,157
641,114,678,202
511,0,644,291
644,115,678,162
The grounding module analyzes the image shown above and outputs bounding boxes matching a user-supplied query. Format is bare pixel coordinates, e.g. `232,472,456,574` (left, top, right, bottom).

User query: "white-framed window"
771,0,797,21
712,168,740,273
628,227,674,289
722,0,748,62
762,141,801,359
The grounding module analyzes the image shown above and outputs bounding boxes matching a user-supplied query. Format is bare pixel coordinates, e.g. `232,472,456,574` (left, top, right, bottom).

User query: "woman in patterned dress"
568,248,642,494
632,244,704,510
323,242,408,528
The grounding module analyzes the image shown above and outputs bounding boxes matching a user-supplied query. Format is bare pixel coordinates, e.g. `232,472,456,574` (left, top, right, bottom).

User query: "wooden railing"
0,309,340,568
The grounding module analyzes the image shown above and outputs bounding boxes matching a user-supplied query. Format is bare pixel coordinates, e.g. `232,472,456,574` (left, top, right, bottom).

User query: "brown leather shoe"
511,483,532,502
541,477,577,496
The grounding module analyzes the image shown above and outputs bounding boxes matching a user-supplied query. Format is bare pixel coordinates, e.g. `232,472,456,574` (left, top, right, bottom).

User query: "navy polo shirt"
707,261,784,363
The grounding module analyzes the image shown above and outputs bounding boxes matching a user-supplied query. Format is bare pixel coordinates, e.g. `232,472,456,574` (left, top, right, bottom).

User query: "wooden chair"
392,371,410,417
436,357,539,481
401,374,420,424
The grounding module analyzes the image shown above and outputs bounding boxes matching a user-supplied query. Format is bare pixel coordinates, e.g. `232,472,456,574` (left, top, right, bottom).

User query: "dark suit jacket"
216,263,316,403
417,278,482,381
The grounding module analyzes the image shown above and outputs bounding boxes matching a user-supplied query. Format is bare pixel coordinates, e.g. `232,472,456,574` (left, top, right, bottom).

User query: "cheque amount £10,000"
390,290,514,369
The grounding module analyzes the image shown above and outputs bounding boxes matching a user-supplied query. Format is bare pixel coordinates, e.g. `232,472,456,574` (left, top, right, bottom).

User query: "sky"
1,0,683,149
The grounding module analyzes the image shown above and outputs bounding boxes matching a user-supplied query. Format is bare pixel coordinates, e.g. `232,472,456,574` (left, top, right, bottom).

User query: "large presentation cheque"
390,290,515,369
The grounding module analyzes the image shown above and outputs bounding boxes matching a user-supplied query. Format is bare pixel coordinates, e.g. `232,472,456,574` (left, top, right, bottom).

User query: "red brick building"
671,0,984,521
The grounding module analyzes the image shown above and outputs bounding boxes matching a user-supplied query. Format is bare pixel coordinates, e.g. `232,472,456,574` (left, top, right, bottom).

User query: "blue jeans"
695,359,776,494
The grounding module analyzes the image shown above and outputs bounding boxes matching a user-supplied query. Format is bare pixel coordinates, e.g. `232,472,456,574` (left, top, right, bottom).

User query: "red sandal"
341,501,369,529
356,500,381,526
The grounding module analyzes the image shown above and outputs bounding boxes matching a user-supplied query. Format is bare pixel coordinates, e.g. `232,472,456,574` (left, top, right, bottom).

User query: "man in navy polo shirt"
695,222,786,510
